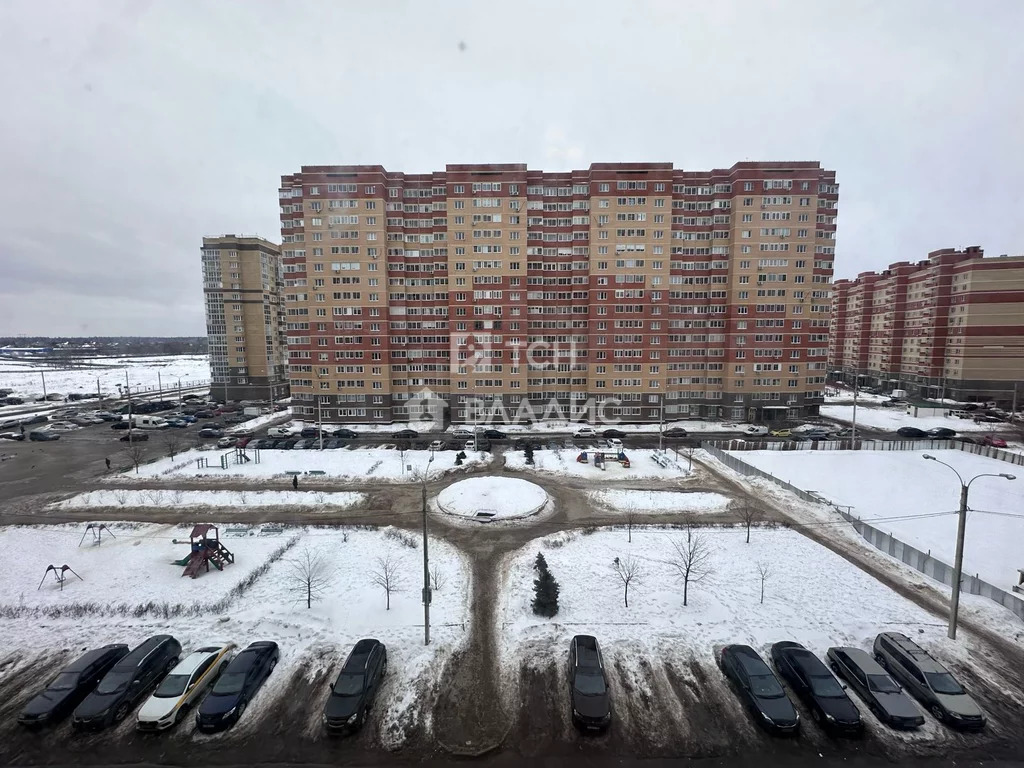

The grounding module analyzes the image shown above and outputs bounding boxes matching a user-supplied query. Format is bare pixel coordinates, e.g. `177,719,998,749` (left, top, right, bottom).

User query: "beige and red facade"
829,247,1024,403
201,235,289,403
279,162,838,424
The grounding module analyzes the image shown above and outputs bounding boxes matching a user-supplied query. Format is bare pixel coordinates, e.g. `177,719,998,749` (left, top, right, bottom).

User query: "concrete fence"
700,443,1024,622
957,441,1024,466
705,438,959,453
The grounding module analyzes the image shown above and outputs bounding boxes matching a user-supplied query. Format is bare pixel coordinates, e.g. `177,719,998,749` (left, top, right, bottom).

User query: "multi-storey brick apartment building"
201,235,290,403
278,162,838,425
829,246,1024,403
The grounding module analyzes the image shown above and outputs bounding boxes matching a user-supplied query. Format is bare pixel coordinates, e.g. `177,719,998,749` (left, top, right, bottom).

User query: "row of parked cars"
571,632,985,735
18,635,387,736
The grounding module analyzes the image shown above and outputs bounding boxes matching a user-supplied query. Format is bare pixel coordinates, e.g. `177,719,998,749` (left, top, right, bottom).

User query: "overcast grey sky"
1,0,1022,336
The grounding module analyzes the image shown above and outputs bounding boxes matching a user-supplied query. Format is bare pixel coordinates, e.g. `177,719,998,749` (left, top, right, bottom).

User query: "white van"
744,425,770,436
132,415,169,429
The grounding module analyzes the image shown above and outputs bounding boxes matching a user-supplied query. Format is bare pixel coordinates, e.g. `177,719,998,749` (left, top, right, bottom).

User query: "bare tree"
611,555,643,608
623,503,638,543
371,552,403,610
314,491,326,504
285,547,334,609
144,489,161,507
669,534,714,607
172,489,185,506
430,563,444,592
121,441,148,474
113,489,129,506
397,441,410,475
162,430,184,460
756,560,771,605
683,445,696,472
679,510,698,543
739,504,760,544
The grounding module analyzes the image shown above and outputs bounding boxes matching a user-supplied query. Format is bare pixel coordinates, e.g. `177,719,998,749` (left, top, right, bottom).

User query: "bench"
306,470,326,476
284,470,302,476
258,525,284,536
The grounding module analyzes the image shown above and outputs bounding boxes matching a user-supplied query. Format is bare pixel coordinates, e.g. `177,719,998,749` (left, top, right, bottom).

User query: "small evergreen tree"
534,551,548,573
524,444,535,465
532,562,560,617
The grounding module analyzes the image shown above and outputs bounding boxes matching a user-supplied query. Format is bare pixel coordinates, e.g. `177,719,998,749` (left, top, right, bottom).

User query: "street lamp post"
421,449,435,645
921,454,1015,639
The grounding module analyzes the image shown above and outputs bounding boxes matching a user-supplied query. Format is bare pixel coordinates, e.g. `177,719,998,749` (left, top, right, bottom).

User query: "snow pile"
733,449,1024,589
435,477,548,521
126,446,490,482
588,489,731,514
821,404,993,432
226,409,292,433
505,448,689,479
53,489,365,510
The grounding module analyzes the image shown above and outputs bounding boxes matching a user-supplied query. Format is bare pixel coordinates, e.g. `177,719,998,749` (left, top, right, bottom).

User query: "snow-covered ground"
226,409,291,434
587,489,732,514
821,404,994,433
448,420,748,434
505,448,689,479
731,449,1024,590
126,446,491,483
825,387,892,405
435,477,549,521
53,489,365,510
0,354,210,399
0,524,471,748
498,526,955,676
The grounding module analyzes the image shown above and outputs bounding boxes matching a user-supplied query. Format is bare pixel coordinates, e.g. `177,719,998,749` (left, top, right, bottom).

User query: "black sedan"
771,642,861,735
19,645,129,727
483,429,507,440
111,421,131,430
927,427,957,439
322,639,387,734
896,427,928,438
21,414,48,425
392,429,419,439
602,429,626,439
333,428,359,439
120,431,149,441
29,431,61,441
196,641,278,732
826,647,924,729
567,635,611,732
73,635,181,731
198,428,223,438
720,645,799,735
662,427,688,438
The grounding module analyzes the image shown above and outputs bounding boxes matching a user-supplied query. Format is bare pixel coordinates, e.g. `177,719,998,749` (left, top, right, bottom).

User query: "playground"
504,448,691,479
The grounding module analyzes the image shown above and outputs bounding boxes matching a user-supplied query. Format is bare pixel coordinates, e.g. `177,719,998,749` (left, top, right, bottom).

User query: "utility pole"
177,378,183,403
851,368,859,443
40,371,47,400
157,371,162,400
948,483,969,640
317,394,323,450
421,450,435,645
1013,382,1018,419
96,377,101,401
658,396,665,452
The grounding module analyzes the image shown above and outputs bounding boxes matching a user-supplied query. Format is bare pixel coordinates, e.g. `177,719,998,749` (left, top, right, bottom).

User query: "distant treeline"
0,337,207,358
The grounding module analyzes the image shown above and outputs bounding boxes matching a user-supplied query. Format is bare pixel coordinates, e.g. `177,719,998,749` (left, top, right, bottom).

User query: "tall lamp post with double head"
921,454,1015,639
421,448,435,646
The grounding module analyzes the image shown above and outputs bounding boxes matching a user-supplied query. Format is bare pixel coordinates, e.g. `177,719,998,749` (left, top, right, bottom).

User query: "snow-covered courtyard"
732,449,1024,590
53,489,365,510
821,404,995,433
435,477,549,521
587,489,732,515
505,448,689,479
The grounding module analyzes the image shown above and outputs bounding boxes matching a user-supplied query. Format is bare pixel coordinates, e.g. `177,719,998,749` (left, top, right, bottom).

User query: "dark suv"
72,635,181,730
567,635,611,732
771,642,861,734
322,639,388,734
720,644,799,735
19,645,129,727
873,632,985,730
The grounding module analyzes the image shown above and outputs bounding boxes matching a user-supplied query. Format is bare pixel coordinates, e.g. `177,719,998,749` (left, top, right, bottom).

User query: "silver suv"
872,632,985,730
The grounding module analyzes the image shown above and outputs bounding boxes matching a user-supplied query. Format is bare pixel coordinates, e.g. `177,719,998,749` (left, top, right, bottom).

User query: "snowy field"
127,446,491,482
0,354,210,398
588,489,732,515
53,489,366,510
732,449,1024,590
821,404,993,433
0,525,471,748
505,448,689,479
498,526,952,672
435,477,549,521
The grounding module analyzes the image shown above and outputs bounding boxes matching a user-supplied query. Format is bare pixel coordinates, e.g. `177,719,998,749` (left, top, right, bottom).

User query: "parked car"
896,427,928,438
465,438,491,452
826,647,924,729
278,439,299,450
47,421,78,432
719,644,799,735
300,427,322,439
21,414,48,425
293,438,317,449
806,431,830,441
248,439,273,450
193,410,215,419
0,431,25,441
771,642,861,734
333,428,358,439
573,427,597,439
4,396,25,405
223,414,248,424
927,428,957,439
322,438,344,449
19,645,129,728
111,420,132,430
120,431,150,442
216,436,239,449
137,644,235,731
450,428,474,439
607,438,624,451
70,416,96,427
769,429,792,438
428,440,446,452
662,427,689,438
29,430,61,441
164,419,188,428
980,435,1007,448
567,635,611,732
198,428,223,438
322,639,387,734
195,641,279,732
92,411,119,421
602,428,626,439
72,635,181,731
483,429,507,439
873,632,985,730
266,426,297,438
200,422,224,430
392,429,419,439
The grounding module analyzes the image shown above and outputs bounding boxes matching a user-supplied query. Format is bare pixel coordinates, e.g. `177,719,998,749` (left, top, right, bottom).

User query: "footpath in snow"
54,489,365,510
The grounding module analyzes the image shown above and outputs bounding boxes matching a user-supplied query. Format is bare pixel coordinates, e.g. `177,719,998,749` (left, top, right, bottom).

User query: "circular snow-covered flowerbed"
436,477,548,522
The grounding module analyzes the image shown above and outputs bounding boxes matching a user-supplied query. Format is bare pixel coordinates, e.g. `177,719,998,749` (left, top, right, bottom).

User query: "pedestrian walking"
292,474,299,490
105,457,111,471
20,424,25,435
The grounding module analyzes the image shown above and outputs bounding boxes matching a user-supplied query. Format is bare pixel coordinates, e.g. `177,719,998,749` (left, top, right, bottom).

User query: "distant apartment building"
201,235,289,402
278,162,838,425
829,246,1024,403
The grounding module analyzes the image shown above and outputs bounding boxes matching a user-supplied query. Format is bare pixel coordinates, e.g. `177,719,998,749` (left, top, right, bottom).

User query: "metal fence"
700,443,1024,622
704,438,959,453
957,441,1024,466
